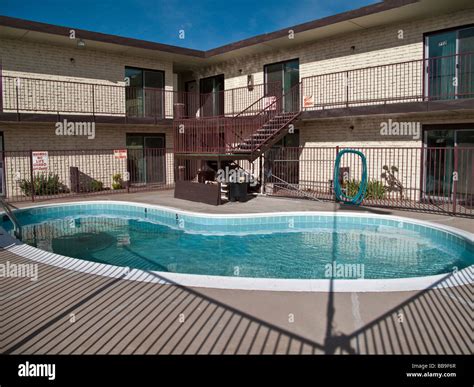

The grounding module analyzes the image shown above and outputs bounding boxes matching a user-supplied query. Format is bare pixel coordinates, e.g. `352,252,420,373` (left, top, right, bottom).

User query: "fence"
301,52,474,110
265,146,474,216
1,146,473,217
1,148,175,202
1,76,279,120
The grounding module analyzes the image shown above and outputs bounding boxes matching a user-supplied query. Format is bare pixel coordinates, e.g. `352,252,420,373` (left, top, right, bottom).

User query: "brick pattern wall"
192,8,474,96
0,123,175,198
292,112,474,200
0,38,175,116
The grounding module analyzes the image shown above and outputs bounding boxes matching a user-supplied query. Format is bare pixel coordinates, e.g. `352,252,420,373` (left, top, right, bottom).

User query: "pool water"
2,203,473,280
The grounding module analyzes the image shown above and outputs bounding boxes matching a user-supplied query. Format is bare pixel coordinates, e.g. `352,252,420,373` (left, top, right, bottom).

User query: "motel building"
0,0,473,215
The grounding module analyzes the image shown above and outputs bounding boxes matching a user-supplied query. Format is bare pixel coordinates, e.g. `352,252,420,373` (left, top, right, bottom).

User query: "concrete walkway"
1,191,473,354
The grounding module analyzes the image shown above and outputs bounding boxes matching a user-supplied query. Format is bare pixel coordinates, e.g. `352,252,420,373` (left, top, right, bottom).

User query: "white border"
1,200,473,293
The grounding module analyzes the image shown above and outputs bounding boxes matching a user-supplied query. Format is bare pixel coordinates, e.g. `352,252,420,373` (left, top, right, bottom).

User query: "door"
125,67,165,118
458,27,474,98
125,68,144,117
185,80,198,117
423,127,474,200
144,70,165,118
126,134,166,184
0,132,4,196
264,59,299,112
264,130,300,186
144,136,166,183
200,75,224,117
425,26,474,100
424,130,455,198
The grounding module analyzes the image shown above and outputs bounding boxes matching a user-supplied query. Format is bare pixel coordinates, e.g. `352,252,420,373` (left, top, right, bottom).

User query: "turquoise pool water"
2,203,472,280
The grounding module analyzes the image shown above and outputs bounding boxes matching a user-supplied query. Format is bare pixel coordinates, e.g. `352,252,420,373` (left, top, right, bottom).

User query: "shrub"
112,173,124,190
88,180,104,192
19,173,68,196
342,179,385,200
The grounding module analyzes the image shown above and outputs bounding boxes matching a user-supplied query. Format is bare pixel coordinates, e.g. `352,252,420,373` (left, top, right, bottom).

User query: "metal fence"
2,146,473,217
265,146,474,216
301,52,474,110
1,76,280,120
1,148,175,202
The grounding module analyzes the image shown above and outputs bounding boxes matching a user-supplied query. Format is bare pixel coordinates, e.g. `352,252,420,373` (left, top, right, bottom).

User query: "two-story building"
0,0,473,214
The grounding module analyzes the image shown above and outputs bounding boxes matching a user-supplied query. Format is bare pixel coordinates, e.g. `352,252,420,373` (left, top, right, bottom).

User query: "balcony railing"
301,52,474,110
0,76,278,120
174,83,300,155
1,52,472,122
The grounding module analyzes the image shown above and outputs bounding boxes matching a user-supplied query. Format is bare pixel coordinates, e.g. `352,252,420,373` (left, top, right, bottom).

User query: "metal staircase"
228,83,301,161
173,82,301,161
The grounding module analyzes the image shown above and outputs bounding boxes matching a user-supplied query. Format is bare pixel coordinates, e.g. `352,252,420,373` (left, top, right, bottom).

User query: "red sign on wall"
113,149,128,159
32,151,49,171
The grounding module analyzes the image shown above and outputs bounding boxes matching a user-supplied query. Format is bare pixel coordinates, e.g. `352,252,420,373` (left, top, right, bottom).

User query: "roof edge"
0,0,421,59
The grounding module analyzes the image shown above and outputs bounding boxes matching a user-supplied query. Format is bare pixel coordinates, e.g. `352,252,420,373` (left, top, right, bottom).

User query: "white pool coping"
1,200,473,293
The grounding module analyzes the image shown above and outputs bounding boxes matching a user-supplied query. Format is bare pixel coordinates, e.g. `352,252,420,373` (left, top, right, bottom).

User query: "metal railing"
0,197,22,238
174,82,301,155
265,146,474,216
1,146,472,217
1,148,175,202
1,76,279,120
301,52,474,110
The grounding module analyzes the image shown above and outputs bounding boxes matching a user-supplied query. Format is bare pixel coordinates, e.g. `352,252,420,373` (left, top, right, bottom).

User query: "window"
125,67,165,117
264,59,299,112
126,134,166,184
425,26,474,100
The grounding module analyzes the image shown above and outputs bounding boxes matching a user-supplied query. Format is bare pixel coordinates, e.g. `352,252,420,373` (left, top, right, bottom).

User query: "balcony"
300,51,474,117
1,52,472,126
0,77,277,123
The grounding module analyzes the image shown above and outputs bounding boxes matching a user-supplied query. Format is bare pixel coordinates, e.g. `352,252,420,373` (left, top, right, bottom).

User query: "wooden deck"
1,203,472,354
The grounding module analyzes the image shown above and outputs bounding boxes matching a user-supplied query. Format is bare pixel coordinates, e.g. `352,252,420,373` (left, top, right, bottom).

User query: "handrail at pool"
0,198,22,239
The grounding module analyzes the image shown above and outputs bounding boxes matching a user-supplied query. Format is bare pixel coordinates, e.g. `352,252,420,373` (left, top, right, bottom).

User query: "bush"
112,173,124,190
88,180,104,192
342,179,385,200
19,173,68,196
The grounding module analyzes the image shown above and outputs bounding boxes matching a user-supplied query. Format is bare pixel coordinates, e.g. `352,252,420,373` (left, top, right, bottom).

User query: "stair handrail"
0,198,22,239
227,82,301,153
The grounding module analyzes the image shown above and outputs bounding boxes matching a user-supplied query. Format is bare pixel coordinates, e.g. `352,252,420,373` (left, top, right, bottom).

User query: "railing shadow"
0,228,472,354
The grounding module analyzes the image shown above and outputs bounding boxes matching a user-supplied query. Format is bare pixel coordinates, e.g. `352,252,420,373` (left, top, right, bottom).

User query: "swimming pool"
1,201,472,292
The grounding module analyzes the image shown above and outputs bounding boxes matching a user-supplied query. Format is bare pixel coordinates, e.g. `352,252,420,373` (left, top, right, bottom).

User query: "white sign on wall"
32,151,49,171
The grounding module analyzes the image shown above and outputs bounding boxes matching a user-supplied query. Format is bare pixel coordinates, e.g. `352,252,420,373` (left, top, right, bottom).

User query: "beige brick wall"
0,38,175,116
0,122,175,198
192,8,474,111
291,112,474,200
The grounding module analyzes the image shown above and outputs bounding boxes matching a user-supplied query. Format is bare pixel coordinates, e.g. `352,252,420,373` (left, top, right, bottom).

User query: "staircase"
174,82,301,161
233,111,300,156
228,83,301,161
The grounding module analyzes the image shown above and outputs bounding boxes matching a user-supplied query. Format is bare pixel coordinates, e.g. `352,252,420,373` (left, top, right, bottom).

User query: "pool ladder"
0,198,22,239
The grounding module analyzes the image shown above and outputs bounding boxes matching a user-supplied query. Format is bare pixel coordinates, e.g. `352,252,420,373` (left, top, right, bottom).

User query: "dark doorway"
265,130,300,185
425,26,474,100
125,67,165,118
264,59,299,112
423,125,474,200
126,134,166,184
200,74,224,116
185,80,198,117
